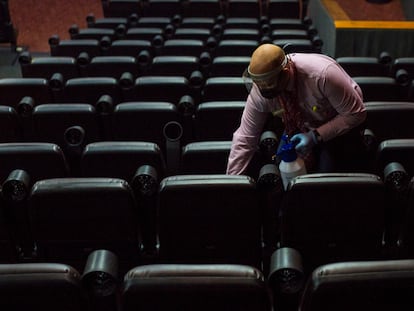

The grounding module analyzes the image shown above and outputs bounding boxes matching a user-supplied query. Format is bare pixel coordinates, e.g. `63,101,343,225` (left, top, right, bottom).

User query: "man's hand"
290,131,318,154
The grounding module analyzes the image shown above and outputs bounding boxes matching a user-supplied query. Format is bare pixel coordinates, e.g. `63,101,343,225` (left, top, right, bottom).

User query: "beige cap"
249,44,286,76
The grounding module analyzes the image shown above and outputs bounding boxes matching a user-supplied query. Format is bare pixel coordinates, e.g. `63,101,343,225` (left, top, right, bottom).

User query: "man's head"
244,44,290,98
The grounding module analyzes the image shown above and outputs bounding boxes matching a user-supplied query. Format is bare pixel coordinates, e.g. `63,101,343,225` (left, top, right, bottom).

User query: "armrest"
268,247,304,294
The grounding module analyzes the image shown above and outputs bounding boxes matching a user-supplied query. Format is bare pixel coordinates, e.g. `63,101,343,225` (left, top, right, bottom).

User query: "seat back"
0,106,21,142
19,53,80,81
202,77,248,101
396,176,414,257
122,264,271,311
353,77,410,102
83,56,139,79
32,104,102,174
0,142,69,183
210,56,250,77
150,55,200,78
28,177,141,270
125,27,164,41
81,141,166,251
181,141,232,174
226,0,262,18
299,259,414,311
32,104,101,146
141,0,182,17
336,56,390,77
181,0,222,17
271,29,309,40
280,173,386,273
87,15,129,29
266,0,301,18
49,38,102,58
364,101,414,143
112,101,183,149
70,26,117,41
173,27,212,41
157,174,262,267
0,78,51,109
136,16,172,28
222,28,260,40
374,139,414,177
107,39,153,57
275,38,317,53
392,57,414,81
0,263,89,311
62,77,121,106
0,195,20,262
193,101,244,140
225,17,260,29
215,39,258,57
161,39,206,57
269,18,307,30
81,141,167,181
180,17,216,28
0,142,70,259
124,76,192,105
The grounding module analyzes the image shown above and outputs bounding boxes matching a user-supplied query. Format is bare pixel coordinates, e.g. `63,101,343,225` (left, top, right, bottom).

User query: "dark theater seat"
0,263,89,311
121,263,271,311
28,177,142,271
157,174,263,268
298,259,414,311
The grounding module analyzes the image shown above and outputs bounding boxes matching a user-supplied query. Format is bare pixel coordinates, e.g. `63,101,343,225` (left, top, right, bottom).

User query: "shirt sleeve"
226,89,270,175
316,63,366,141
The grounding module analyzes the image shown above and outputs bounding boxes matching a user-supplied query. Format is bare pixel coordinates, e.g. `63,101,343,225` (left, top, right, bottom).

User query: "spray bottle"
277,135,307,190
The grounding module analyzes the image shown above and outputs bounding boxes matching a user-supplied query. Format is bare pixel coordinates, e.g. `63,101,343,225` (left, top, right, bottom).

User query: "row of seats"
0,173,264,269
2,254,414,311
6,2,414,311
74,14,319,42
47,10,321,58
18,52,414,101
1,157,414,270
337,53,414,81
0,94,413,161
0,123,413,181
1,98,414,171
2,73,414,110
48,30,321,59
2,118,414,177
0,75,248,107
87,12,313,33
78,16,316,40
101,0,303,19
19,52,249,79
2,165,414,309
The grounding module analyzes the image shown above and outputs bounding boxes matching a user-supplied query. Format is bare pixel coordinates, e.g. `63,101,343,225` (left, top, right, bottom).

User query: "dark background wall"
401,0,414,20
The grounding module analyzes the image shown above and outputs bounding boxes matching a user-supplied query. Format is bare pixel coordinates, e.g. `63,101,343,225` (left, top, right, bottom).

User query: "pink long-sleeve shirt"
227,53,366,175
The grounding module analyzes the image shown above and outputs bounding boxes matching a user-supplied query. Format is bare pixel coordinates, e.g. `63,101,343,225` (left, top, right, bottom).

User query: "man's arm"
227,94,269,175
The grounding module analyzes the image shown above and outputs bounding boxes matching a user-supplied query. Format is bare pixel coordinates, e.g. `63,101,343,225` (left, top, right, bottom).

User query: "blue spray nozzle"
281,134,290,143
277,135,298,162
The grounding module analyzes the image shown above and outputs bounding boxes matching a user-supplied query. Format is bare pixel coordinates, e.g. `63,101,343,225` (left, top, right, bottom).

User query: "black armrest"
82,249,119,298
268,247,304,294
257,164,282,192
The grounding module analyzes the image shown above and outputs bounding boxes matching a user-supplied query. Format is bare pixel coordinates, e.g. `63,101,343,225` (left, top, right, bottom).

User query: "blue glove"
290,131,318,154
